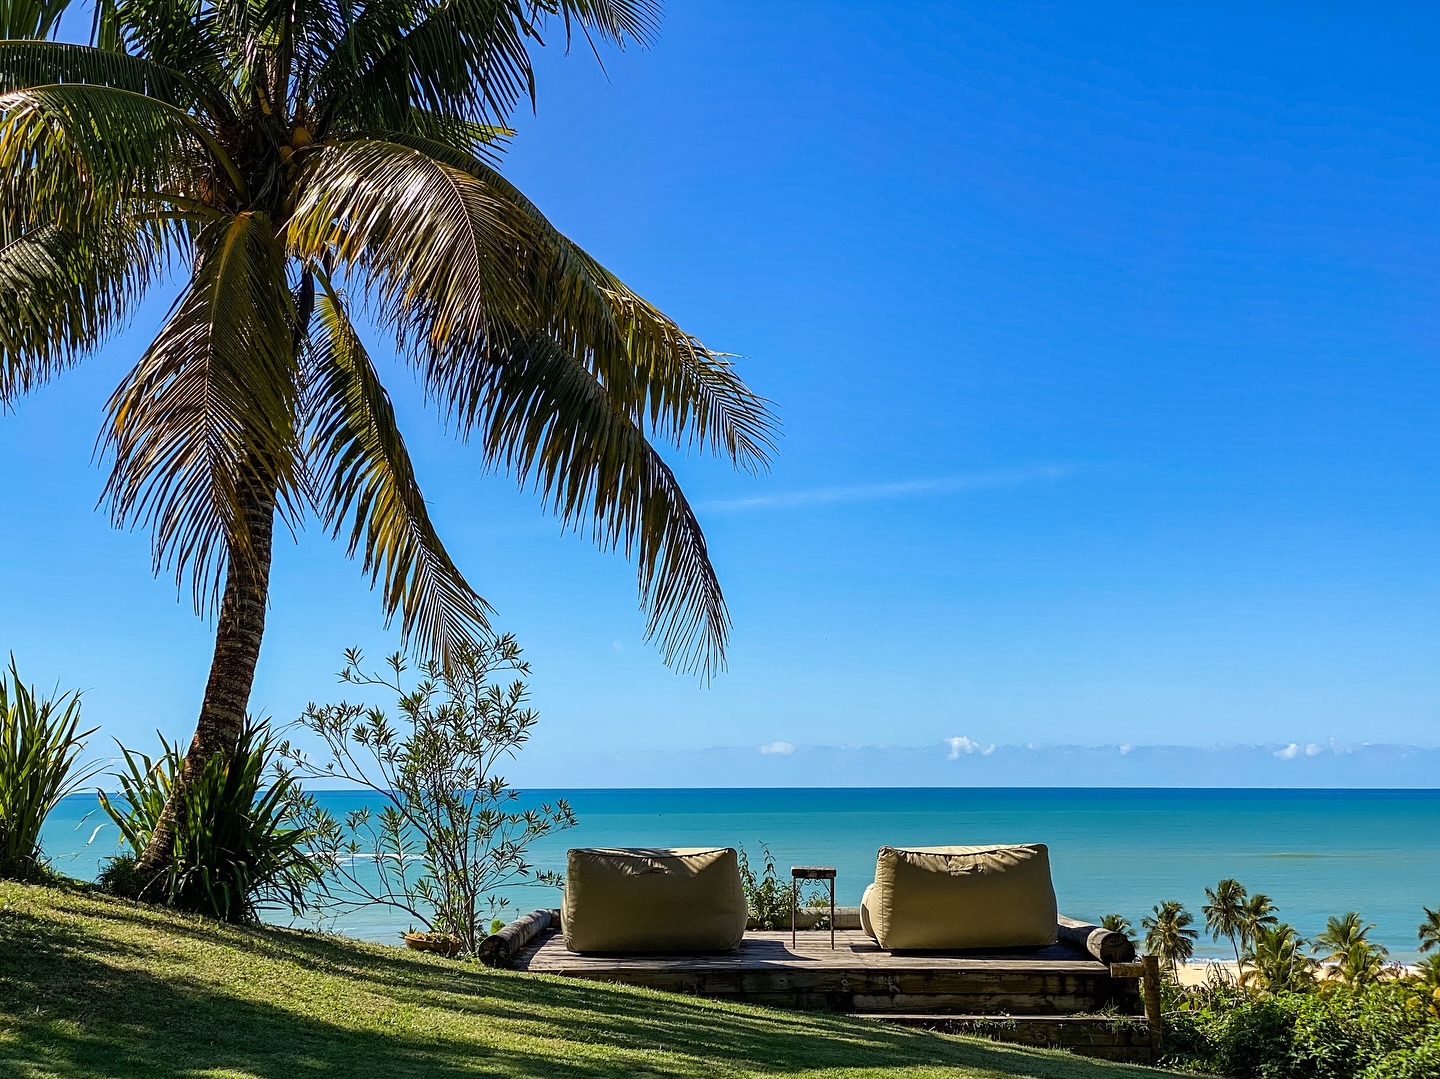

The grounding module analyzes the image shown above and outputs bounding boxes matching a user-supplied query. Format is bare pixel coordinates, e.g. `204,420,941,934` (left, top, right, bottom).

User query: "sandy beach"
1177,960,1240,987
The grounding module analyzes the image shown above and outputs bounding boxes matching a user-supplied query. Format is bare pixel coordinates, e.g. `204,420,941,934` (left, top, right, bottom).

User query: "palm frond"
103,211,301,610
452,326,730,678
100,0,229,91
0,218,162,403
554,0,660,49
304,273,493,664
313,0,661,136
314,0,538,134
0,40,193,102
286,136,533,360
0,82,243,230
0,0,75,39
381,132,776,471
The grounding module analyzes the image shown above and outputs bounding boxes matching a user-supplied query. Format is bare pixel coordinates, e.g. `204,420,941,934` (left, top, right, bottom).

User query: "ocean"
38,787,1440,960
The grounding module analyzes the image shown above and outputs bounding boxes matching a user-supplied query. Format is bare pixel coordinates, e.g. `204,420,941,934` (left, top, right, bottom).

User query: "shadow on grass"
0,888,1164,1079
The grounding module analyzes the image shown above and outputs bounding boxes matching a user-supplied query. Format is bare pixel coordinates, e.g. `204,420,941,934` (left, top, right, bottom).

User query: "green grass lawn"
0,882,1170,1078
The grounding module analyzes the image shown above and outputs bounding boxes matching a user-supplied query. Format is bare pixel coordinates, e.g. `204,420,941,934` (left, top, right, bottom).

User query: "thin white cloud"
946,735,996,759
702,465,1072,512
1274,743,1301,760
1305,742,1324,757
759,741,795,756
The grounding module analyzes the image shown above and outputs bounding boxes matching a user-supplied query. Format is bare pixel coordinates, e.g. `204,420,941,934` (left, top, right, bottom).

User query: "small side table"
791,865,837,949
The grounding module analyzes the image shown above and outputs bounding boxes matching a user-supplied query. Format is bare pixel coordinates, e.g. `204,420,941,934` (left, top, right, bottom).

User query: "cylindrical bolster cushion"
865,843,1058,951
562,847,747,954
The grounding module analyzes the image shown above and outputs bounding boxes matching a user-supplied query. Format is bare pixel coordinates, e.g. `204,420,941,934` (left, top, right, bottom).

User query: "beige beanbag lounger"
860,843,1058,951
563,847,747,954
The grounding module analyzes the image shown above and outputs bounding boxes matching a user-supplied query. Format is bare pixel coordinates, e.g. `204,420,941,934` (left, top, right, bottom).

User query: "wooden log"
477,909,554,968
1057,914,1136,964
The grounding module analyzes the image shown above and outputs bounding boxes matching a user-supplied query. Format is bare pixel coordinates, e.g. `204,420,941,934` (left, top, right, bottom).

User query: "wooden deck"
515,928,1144,1018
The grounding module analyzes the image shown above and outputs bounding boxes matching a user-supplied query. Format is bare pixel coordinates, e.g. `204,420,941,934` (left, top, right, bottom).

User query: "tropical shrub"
1163,977,1440,1079
738,844,791,929
284,638,575,954
737,844,832,930
98,720,320,922
0,658,96,880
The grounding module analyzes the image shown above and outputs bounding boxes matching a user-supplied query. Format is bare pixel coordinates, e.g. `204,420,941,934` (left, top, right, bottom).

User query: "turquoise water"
39,787,1440,960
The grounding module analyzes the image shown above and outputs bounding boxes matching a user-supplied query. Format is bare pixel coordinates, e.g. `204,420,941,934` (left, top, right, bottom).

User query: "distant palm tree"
1333,940,1387,987
1101,913,1134,942
1314,912,1388,980
1415,953,1440,990
1142,900,1198,980
1241,893,1280,951
1419,907,1440,954
0,0,774,875
1242,923,1316,994
1203,878,1248,967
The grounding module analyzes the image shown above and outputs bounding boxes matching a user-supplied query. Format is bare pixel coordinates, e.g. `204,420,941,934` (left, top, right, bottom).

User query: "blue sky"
4,2,1439,785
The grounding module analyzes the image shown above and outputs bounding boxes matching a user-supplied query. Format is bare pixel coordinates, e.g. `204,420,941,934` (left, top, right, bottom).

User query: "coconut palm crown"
1240,891,1279,951
0,0,775,869
1202,877,1248,967
1142,899,1198,979
1241,922,1316,994
1420,906,1440,954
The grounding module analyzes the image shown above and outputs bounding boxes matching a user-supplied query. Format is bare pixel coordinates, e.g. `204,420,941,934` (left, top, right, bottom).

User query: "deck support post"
1140,954,1164,1057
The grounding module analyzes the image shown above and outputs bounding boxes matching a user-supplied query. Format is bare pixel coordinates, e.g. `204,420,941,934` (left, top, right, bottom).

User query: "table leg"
790,877,797,948
830,878,836,949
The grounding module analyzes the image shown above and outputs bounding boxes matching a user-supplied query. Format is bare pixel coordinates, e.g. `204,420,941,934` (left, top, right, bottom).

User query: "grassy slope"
0,883,1169,1079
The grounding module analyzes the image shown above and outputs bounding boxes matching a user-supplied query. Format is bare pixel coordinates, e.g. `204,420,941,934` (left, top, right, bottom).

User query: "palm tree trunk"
135,479,276,874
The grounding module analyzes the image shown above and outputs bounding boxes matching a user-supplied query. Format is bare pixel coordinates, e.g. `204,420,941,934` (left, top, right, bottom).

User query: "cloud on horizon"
758,740,796,756
701,465,1071,512
513,736,1440,788
946,735,996,758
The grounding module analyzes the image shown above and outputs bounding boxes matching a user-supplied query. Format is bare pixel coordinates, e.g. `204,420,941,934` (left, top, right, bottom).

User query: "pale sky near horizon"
3,2,1439,785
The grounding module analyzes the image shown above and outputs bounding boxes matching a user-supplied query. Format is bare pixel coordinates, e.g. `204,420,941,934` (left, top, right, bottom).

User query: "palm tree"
0,0,775,874
1332,940,1387,987
1314,911,1388,982
1415,953,1440,990
1101,913,1134,942
1142,900,1198,980
1202,878,1248,967
1419,907,1440,954
1241,892,1279,952
1241,922,1315,993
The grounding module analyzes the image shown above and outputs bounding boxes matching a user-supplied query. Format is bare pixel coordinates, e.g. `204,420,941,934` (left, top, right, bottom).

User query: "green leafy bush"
738,844,829,930
1164,977,1440,1078
98,719,321,922
0,657,96,881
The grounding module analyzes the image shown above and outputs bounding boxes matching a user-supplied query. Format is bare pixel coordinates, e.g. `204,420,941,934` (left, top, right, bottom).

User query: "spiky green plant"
0,0,776,876
1100,912,1133,941
98,720,320,921
0,656,96,880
